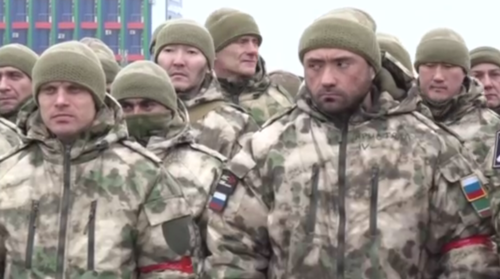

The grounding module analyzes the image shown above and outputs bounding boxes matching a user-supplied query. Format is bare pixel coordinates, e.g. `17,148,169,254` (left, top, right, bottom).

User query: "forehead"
472,63,500,72
304,48,361,61
0,66,24,75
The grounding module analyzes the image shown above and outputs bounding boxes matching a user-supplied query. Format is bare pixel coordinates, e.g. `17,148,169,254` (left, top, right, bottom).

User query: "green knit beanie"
32,41,106,107
80,37,121,83
0,43,39,78
299,9,381,73
205,8,261,52
150,21,168,55
470,46,500,69
154,19,215,69
111,60,177,112
321,7,377,32
414,28,469,73
377,33,413,73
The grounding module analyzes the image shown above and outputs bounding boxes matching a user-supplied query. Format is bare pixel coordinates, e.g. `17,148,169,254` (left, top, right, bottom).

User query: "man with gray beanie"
205,9,500,278
470,46,500,114
154,18,258,158
204,8,293,126
0,43,38,153
409,28,500,178
112,60,229,274
0,41,197,278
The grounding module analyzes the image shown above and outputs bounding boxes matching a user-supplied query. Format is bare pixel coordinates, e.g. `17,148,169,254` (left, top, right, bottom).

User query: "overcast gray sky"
154,0,500,76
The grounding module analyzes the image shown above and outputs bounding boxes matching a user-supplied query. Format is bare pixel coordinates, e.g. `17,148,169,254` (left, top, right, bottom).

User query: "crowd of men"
0,5,499,279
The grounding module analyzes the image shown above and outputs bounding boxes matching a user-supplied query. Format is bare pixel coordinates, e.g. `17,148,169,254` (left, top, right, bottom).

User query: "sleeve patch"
493,131,500,169
460,175,491,218
208,169,238,213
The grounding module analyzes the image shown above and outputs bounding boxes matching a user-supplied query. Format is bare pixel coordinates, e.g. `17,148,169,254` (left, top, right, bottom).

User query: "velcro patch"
208,169,239,213
460,175,491,218
493,131,500,169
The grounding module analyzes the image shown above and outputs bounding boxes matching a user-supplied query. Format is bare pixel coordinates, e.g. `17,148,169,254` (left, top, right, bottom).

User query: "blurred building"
0,0,183,63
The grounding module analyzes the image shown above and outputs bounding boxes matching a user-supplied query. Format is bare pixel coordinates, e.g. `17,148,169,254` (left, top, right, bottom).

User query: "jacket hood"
16,94,128,161
415,76,487,123
182,71,226,108
296,82,418,125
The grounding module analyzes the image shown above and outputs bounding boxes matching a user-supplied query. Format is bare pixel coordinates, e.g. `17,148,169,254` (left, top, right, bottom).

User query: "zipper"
25,200,39,269
55,144,72,279
336,121,349,279
87,200,97,271
369,166,381,279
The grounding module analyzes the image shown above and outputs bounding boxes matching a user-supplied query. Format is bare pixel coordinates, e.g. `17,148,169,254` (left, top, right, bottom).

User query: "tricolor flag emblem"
460,175,491,218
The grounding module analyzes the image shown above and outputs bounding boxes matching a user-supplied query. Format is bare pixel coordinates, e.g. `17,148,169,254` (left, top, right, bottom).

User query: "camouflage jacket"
0,96,198,278
205,86,500,278
0,117,22,156
218,57,293,126
412,77,500,169
182,74,259,158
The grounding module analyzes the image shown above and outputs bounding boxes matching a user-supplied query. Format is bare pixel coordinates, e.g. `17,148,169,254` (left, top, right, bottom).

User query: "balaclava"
111,60,182,144
32,41,106,108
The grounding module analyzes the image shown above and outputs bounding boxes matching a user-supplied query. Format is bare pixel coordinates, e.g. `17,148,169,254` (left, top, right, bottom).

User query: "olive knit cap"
111,61,177,113
150,21,168,55
470,46,500,69
377,33,413,73
32,41,106,107
0,43,39,78
205,8,261,52
414,28,469,73
154,19,215,69
299,8,381,73
80,37,121,83
320,7,377,32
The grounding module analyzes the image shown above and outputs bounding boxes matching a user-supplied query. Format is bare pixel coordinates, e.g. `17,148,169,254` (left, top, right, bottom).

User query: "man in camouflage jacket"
0,41,197,278
205,9,500,279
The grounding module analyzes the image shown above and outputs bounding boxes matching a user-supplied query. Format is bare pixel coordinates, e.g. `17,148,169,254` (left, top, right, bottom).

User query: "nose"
481,75,493,88
320,67,338,89
432,66,445,82
54,89,69,107
244,42,258,57
0,77,9,93
133,105,143,115
172,51,185,66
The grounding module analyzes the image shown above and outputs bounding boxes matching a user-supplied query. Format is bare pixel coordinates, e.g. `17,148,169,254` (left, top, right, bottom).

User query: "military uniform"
0,42,198,278
153,19,259,158
205,8,293,126
206,8,500,279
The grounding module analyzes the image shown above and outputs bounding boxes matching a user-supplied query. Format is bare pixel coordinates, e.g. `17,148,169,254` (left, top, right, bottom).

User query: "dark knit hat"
0,43,39,78
150,21,168,55
32,41,106,106
414,28,469,73
80,37,121,83
299,8,381,73
470,46,500,69
377,33,413,73
205,8,261,52
154,19,215,69
111,61,177,112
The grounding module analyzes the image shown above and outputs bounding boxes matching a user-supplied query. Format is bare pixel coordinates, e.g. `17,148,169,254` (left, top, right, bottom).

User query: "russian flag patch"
209,169,239,213
460,175,491,218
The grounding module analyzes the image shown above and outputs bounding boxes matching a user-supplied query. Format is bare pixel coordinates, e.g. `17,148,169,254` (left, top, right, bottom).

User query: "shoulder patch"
260,105,297,129
208,169,239,213
188,142,227,163
493,131,500,169
119,140,162,165
460,175,491,218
